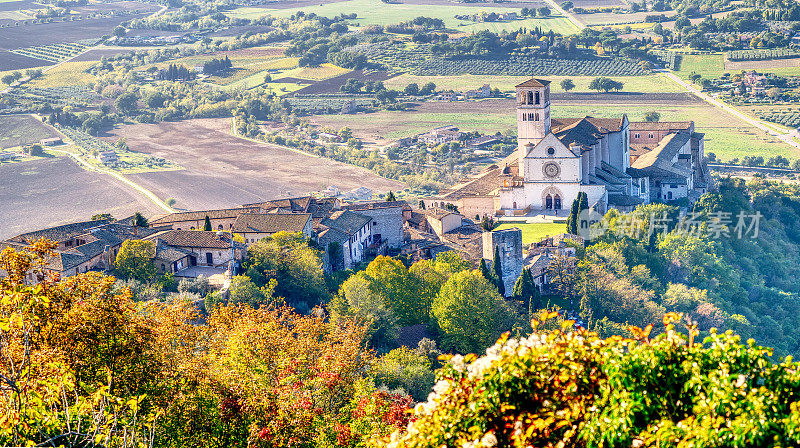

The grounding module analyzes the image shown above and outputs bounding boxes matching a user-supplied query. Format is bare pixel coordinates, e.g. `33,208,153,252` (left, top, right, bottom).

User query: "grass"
675,53,726,79
384,74,683,93
495,222,565,245
27,61,96,88
226,0,581,35
315,102,799,161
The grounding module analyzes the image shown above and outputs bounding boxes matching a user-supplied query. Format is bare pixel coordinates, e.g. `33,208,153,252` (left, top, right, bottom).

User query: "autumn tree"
115,239,157,282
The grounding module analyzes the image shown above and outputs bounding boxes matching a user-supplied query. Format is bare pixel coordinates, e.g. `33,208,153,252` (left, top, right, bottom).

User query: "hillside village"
2,78,712,301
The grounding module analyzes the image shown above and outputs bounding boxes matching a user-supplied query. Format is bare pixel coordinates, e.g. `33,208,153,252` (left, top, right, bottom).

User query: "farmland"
0,114,61,149
226,0,579,35
311,97,797,161
0,156,162,240
58,127,181,174
384,74,684,93
102,118,404,211
11,41,91,63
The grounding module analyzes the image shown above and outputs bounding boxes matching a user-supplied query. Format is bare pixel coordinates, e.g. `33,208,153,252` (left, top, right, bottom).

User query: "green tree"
513,268,538,311
203,215,212,231
645,111,661,122
372,347,436,401
115,239,157,282
330,272,400,348
132,212,148,227
479,258,493,282
404,83,420,96
228,275,275,308
242,231,328,313
560,79,575,92
386,191,397,202
114,92,139,116
432,270,513,353
493,245,505,296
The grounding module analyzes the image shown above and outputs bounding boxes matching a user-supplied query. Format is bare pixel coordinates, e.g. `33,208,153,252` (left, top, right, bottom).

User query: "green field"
495,222,565,245
227,0,580,35
676,53,725,79
315,102,799,161
385,74,684,93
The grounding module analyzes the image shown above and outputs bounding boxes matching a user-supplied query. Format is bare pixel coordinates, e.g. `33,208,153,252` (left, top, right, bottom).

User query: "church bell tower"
516,78,551,151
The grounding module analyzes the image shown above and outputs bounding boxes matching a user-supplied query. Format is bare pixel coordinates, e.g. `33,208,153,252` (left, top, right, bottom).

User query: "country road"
541,0,586,31
657,70,800,151
49,149,174,214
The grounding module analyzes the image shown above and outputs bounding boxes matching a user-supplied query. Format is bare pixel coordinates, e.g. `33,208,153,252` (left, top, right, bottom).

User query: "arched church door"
554,195,562,210
545,195,553,209
513,201,517,209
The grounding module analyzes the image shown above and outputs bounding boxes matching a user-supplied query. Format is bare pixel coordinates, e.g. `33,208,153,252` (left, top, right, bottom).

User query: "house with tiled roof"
232,213,313,246
425,77,710,217
149,207,265,231
143,230,246,271
318,210,374,270
3,220,161,280
341,201,410,248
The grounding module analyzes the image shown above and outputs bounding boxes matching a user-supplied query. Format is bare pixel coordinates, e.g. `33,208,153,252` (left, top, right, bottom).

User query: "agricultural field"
0,2,159,52
413,55,648,76
0,50,50,71
11,41,91,63
0,156,162,240
495,222,565,245
384,74,684,93
227,0,580,35
312,97,797,161
58,127,181,174
675,53,726,79
101,118,404,211
26,61,97,88
0,114,62,149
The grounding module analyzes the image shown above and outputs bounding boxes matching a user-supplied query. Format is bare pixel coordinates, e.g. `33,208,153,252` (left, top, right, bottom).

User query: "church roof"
631,131,692,171
553,118,604,148
629,121,692,131
516,78,551,88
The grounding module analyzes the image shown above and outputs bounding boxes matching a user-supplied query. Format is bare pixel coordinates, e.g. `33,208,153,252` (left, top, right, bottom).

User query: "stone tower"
516,78,551,150
482,228,523,297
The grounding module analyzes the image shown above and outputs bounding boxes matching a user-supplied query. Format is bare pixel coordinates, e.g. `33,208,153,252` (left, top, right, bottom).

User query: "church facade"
427,77,711,218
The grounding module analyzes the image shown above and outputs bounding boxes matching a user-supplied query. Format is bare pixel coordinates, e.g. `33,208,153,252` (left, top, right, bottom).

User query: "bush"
382,313,800,447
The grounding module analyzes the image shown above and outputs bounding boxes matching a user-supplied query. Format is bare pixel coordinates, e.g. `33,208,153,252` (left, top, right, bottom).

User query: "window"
527,91,533,104
667,191,673,200
648,133,654,139
535,91,540,105
161,263,166,271
522,114,527,121
547,147,555,156
634,133,640,139
218,224,223,230
535,113,540,121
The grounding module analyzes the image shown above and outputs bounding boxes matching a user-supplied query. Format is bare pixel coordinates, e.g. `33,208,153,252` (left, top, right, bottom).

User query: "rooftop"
516,78,551,88
232,213,311,234
145,230,244,249
320,210,371,236
150,207,262,224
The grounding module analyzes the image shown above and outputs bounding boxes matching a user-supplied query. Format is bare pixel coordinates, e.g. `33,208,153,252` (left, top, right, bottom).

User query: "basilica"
427,77,711,218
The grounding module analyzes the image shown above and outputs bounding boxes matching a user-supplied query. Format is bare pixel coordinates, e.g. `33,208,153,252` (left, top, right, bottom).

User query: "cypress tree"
479,258,492,281
493,245,505,296
567,197,580,234
203,215,212,231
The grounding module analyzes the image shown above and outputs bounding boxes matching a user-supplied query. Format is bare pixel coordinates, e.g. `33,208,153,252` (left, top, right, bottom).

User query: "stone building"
482,227,523,296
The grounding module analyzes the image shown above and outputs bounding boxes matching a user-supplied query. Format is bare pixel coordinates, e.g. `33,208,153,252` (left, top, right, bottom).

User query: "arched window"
535,113,540,121
554,195,562,210
513,201,517,209
218,224,223,230
161,263,166,271
535,91,540,105
522,113,527,121
545,194,553,209
527,91,533,104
